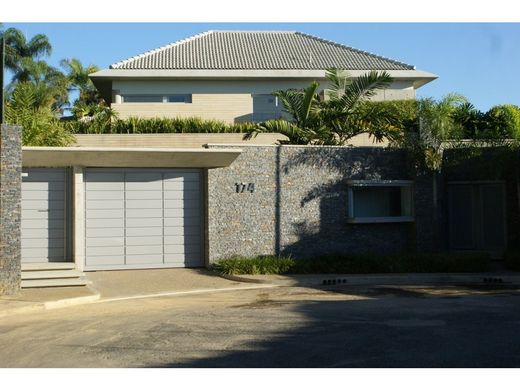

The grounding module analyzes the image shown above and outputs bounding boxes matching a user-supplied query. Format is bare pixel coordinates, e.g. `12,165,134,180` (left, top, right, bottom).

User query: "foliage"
2,27,52,75
214,255,296,275
214,252,490,275
7,58,70,113
413,93,468,170
5,83,75,146
67,115,259,134
249,68,394,145
60,58,101,106
484,104,520,140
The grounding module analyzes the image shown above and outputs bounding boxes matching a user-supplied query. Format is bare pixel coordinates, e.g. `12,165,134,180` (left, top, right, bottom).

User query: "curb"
0,284,277,319
0,290,101,319
218,273,520,287
219,273,275,285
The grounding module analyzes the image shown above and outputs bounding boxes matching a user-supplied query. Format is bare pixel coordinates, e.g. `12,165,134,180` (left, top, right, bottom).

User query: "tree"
415,93,467,170
5,82,75,146
8,57,70,112
484,104,520,140
60,58,101,106
2,28,52,77
249,68,394,145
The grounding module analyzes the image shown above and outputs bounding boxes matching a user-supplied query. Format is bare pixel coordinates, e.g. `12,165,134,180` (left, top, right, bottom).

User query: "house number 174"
235,182,255,193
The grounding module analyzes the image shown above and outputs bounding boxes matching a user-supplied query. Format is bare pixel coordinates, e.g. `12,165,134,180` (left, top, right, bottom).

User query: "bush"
213,255,296,275
484,104,520,139
69,116,259,134
214,252,491,275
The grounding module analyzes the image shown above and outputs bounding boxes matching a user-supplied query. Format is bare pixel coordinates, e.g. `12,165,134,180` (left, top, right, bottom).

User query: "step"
21,262,76,272
21,270,84,280
21,278,88,288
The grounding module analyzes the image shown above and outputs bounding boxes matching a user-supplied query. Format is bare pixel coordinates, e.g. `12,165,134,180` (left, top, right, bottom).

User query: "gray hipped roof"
110,31,415,71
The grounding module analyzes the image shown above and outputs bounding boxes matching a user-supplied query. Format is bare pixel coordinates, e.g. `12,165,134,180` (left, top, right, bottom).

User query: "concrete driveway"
1,284,520,367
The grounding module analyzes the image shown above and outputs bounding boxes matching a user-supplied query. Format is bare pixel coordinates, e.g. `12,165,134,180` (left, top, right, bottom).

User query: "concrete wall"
112,79,416,123
206,145,424,262
73,133,288,148
0,125,22,295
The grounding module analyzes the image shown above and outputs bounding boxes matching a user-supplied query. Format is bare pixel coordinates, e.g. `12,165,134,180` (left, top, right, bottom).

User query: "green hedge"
213,252,491,275
70,116,258,134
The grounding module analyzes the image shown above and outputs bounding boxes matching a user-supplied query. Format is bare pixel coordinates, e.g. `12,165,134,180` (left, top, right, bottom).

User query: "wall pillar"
73,166,85,271
0,125,22,295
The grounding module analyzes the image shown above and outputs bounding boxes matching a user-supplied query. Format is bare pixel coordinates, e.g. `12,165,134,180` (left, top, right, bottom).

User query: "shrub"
484,104,520,140
213,255,296,275
6,82,76,146
69,116,260,135
214,252,491,275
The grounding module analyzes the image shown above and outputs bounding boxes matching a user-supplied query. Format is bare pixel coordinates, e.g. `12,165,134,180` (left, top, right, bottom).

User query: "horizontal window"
347,180,414,223
121,94,192,103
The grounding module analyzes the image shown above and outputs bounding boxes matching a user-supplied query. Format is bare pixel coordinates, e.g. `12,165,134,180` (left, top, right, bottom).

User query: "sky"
3,22,520,112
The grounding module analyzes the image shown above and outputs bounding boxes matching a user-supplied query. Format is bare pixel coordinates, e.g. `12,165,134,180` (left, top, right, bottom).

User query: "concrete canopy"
22,147,242,168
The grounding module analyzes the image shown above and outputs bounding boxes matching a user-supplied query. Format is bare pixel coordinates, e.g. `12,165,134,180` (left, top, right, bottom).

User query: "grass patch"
214,252,491,275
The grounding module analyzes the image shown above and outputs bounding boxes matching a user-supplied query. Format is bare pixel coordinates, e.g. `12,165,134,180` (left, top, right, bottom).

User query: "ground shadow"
148,286,520,368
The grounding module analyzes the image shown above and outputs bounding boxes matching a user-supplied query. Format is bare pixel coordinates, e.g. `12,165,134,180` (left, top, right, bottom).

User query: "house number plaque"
235,182,255,193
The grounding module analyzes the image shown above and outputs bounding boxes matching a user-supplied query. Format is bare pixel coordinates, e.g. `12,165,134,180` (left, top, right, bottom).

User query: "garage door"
84,169,203,270
21,168,70,263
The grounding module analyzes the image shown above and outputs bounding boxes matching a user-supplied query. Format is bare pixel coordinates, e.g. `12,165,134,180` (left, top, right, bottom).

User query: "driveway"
1,284,520,367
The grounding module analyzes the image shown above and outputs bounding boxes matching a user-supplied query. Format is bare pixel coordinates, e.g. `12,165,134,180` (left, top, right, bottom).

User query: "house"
1,32,516,295
89,30,437,123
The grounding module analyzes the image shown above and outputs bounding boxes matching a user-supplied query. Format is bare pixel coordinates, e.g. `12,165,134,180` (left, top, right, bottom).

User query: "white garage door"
21,168,70,263
84,169,203,270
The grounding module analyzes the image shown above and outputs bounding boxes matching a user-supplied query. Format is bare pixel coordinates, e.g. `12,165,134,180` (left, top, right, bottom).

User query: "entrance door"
448,182,506,258
21,168,70,263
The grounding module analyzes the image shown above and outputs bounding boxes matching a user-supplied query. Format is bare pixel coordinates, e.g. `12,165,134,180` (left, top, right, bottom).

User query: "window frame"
346,180,415,224
121,94,193,104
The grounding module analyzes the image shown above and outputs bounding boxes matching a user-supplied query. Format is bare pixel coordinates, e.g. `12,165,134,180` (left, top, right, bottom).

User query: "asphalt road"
1,284,520,368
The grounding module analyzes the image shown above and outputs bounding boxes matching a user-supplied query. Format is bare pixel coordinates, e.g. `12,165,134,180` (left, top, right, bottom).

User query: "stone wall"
0,125,22,295
207,145,429,262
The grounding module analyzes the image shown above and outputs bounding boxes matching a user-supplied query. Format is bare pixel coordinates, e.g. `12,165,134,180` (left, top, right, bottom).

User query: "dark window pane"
352,186,404,218
123,95,163,103
167,95,192,103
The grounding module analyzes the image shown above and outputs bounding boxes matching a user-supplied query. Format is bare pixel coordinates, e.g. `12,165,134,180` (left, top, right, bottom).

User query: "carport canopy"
22,147,242,168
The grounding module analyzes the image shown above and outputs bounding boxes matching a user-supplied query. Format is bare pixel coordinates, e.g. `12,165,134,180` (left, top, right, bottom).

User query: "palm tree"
2,28,52,78
7,57,70,114
249,68,394,145
319,69,393,144
252,81,331,144
60,58,100,106
416,93,467,170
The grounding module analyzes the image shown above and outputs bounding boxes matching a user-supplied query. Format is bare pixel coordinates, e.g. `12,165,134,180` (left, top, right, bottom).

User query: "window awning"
22,147,242,168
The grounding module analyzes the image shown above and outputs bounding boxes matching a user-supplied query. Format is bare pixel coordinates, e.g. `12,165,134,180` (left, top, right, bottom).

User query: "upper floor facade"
90,31,438,124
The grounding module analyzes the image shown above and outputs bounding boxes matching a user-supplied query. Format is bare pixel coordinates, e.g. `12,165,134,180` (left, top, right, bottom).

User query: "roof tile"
110,31,414,71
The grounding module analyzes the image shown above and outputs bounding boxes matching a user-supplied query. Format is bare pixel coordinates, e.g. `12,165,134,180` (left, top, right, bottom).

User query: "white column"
73,166,85,271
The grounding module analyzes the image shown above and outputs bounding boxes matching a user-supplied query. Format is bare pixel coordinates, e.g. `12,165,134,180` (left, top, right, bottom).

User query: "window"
252,94,283,122
121,94,192,103
166,94,192,103
347,180,414,223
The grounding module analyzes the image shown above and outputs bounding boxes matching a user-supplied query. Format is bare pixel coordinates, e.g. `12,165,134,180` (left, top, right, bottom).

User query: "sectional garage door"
21,168,70,263
84,169,203,270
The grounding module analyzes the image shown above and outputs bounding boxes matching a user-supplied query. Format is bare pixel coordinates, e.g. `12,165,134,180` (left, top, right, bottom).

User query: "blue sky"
3,22,520,112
